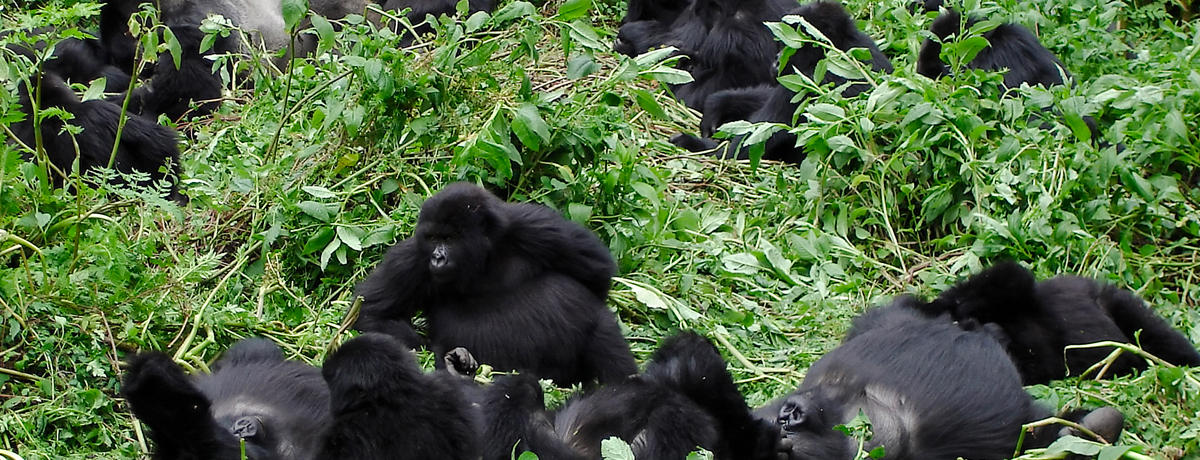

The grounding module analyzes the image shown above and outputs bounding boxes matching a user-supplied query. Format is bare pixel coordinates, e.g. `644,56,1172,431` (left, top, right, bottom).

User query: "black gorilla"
13,73,185,203
353,182,637,387
4,31,133,93
926,262,1200,385
916,8,1069,89
761,298,1124,460
122,339,332,460
382,0,496,43
622,0,692,24
318,333,477,460
472,332,782,460
614,0,796,110
669,1,893,163
115,22,240,121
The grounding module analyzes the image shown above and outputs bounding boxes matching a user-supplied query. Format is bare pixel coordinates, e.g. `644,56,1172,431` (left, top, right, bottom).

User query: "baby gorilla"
474,332,783,460
14,72,185,203
669,1,893,163
926,262,1200,384
122,339,331,460
762,298,1124,460
354,182,637,387
318,333,477,460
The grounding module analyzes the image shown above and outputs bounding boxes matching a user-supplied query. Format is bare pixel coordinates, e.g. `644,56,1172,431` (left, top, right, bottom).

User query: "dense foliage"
1,0,1198,458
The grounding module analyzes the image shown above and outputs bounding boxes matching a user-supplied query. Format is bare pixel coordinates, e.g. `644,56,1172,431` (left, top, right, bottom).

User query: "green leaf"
566,55,601,79
511,103,552,150
640,67,694,85
302,185,336,198
601,438,635,460
298,201,335,222
82,79,106,101
556,0,591,21
632,89,667,119
1045,436,1103,457
303,227,335,254
282,0,308,30
163,26,182,69
336,226,364,251
312,15,335,51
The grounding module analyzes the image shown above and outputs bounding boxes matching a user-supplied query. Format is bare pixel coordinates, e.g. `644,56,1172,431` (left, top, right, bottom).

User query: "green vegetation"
1,0,1199,458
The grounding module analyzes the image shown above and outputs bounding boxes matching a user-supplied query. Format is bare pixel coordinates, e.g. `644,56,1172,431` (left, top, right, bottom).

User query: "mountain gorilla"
669,1,893,164
622,0,692,24
916,6,1069,89
614,0,796,110
318,333,476,460
760,298,1125,460
353,182,637,388
13,72,185,203
115,22,241,121
122,339,332,460
467,332,784,460
381,0,496,43
925,262,1200,385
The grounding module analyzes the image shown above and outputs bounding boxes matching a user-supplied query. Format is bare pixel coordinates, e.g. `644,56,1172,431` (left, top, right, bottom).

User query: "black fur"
614,0,796,109
670,1,893,163
762,299,1122,460
928,262,1200,384
476,332,782,460
318,333,476,460
916,9,1067,89
122,339,332,460
114,22,239,121
13,73,185,202
3,27,132,92
622,0,692,24
382,0,496,43
353,182,636,387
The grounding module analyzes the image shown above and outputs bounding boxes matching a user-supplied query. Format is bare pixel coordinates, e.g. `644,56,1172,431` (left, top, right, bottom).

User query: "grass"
1,0,1199,458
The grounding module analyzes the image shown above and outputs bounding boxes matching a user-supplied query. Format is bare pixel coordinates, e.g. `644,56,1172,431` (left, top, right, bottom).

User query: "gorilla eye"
466,204,480,212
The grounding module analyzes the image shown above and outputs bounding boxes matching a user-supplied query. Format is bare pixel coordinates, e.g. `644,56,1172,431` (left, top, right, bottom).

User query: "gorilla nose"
431,247,449,268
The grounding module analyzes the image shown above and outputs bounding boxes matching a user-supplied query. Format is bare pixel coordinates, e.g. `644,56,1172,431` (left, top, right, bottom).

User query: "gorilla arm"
503,202,618,300
352,238,430,348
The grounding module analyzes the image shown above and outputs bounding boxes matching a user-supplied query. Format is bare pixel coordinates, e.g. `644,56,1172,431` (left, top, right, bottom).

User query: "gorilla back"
762,299,1069,460
353,182,637,387
123,339,332,460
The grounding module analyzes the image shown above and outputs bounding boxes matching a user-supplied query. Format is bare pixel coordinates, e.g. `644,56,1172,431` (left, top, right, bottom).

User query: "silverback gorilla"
669,1,893,163
123,339,331,460
760,298,1124,460
353,182,637,387
926,262,1200,384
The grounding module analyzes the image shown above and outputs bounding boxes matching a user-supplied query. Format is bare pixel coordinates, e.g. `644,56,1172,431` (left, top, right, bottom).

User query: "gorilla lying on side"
465,332,783,460
353,182,637,387
13,72,186,203
926,262,1200,385
761,298,1124,460
123,339,331,460
669,1,893,164
318,333,477,460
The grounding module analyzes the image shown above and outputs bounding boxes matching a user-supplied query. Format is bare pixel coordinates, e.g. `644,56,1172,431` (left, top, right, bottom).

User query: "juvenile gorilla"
14,72,185,203
669,1,893,163
116,22,240,121
122,339,332,460
761,298,1124,460
927,262,1200,385
318,333,476,460
473,332,783,460
353,182,637,387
